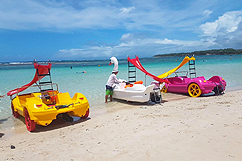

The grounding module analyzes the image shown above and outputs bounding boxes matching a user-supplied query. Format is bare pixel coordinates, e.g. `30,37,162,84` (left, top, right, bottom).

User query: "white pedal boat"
113,82,155,103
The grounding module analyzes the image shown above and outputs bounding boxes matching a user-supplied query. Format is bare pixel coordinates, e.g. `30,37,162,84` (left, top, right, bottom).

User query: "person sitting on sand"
105,70,121,103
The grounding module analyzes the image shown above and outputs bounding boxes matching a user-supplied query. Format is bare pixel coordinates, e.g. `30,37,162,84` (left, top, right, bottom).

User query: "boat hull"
113,84,155,102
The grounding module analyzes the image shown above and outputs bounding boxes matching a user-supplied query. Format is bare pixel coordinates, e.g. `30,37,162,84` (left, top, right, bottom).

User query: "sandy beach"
0,90,242,161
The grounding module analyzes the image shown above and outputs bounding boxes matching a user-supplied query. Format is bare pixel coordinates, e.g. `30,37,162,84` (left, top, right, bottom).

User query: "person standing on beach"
105,57,121,103
105,70,121,103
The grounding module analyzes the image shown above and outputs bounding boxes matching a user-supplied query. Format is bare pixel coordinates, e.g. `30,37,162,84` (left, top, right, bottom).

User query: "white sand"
1,90,242,161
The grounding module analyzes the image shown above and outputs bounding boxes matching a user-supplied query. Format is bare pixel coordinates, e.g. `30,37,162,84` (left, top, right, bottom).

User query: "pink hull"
166,75,226,95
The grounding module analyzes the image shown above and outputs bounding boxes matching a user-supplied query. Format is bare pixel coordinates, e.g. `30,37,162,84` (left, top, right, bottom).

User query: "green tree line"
154,48,242,57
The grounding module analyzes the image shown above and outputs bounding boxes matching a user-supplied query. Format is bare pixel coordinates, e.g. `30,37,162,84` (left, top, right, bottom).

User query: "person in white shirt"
105,70,121,103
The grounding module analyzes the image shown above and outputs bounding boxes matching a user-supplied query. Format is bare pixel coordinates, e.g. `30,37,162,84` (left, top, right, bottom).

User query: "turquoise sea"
1,54,242,130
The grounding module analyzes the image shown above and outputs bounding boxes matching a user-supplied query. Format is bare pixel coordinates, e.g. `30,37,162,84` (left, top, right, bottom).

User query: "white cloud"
200,11,242,47
56,36,214,59
200,11,242,36
120,7,135,14
203,9,213,17
1,0,242,61
200,21,218,36
57,46,115,59
0,0,121,31
156,38,175,44
120,33,132,41
0,0,218,32
56,9,242,60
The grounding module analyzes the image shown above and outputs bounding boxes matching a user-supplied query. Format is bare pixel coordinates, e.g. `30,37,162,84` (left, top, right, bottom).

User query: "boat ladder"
36,61,57,105
128,61,136,83
189,59,196,78
37,68,54,92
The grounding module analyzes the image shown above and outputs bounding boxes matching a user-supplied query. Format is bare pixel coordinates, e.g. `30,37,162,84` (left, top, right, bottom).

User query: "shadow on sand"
15,114,90,133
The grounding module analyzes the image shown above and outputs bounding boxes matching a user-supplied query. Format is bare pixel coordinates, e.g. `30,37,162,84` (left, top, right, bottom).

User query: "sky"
0,0,242,62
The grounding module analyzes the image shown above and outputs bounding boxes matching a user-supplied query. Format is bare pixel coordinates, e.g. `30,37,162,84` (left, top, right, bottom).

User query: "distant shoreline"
154,48,242,57
0,60,108,66
1,48,242,65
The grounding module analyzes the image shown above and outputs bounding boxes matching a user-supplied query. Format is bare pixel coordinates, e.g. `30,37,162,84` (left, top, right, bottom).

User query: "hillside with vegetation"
154,48,242,57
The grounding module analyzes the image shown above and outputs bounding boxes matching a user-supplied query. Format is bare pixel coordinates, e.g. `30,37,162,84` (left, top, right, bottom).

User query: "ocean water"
1,54,242,130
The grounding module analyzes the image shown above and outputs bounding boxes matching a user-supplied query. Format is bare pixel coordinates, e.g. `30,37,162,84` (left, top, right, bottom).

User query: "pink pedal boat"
159,56,226,97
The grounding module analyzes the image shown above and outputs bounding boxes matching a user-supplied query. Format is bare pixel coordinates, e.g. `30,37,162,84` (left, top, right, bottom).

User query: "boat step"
41,89,53,92
38,73,50,76
39,81,52,84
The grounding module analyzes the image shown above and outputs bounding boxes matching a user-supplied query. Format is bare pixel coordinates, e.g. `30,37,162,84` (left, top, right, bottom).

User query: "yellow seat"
56,92,72,104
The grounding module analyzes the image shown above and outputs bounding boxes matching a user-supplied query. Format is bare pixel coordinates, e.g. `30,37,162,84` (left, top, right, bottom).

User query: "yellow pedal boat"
7,61,90,132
